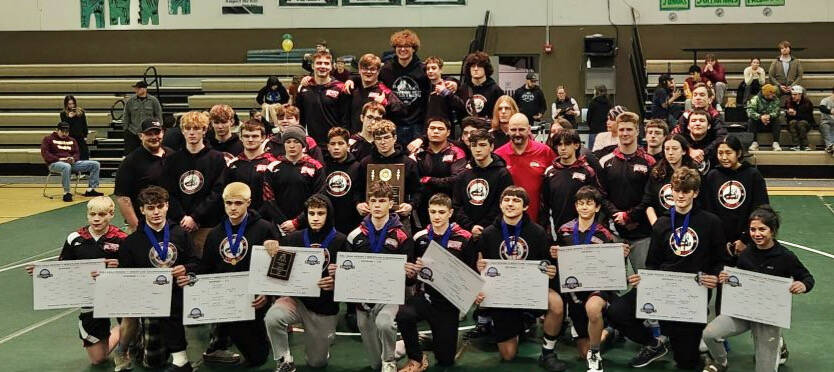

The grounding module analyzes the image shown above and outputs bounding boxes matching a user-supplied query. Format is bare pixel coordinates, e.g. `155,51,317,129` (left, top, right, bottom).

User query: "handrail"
110,98,125,123
143,65,163,111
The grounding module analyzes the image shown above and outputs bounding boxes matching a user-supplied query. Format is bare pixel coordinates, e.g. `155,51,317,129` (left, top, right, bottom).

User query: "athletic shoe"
772,142,782,151
394,339,407,360
699,338,708,353
629,342,668,368
538,352,568,371
803,146,813,151
113,352,132,371
83,190,104,197
779,337,789,365
397,354,428,372
381,361,398,372
702,361,728,372
826,144,834,154
203,349,241,364
587,349,604,372
790,146,801,151
163,362,192,372
749,141,759,151
463,323,492,340
275,360,297,372
63,193,73,202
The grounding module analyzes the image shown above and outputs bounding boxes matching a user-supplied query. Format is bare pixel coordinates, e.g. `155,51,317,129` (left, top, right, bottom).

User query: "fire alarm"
544,43,553,54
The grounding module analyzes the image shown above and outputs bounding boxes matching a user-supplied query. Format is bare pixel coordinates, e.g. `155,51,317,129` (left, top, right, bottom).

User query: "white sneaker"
394,339,407,359
587,349,604,372
749,141,759,151
772,142,782,151
699,338,709,353
382,361,397,372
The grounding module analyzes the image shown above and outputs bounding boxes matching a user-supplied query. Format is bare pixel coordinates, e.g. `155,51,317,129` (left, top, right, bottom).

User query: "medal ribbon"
427,224,453,248
365,218,395,253
223,215,249,255
303,227,337,249
670,207,691,246
501,220,523,255
143,222,170,261
572,220,598,245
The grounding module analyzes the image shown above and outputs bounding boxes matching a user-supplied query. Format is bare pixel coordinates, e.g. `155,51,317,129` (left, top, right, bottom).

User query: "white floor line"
289,324,477,337
0,309,76,345
780,240,834,259
818,195,834,217
0,255,60,274
0,248,61,271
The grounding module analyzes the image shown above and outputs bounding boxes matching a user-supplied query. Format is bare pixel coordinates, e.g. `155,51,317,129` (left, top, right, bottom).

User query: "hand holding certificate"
33,259,105,310
557,243,627,293
248,245,325,297
418,241,485,313
94,268,172,318
721,266,793,328
480,259,550,310
334,252,406,305
635,269,708,324
183,272,255,325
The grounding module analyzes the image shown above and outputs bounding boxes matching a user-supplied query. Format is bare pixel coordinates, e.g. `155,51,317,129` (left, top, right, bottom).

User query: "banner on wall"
80,0,106,29
405,0,465,4
695,0,740,7
745,0,784,5
660,0,690,11
223,0,264,14
278,0,338,5
342,0,402,6
170,0,191,15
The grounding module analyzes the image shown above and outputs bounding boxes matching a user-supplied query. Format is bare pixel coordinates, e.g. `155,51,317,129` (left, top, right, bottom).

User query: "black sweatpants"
222,306,271,366
395,295,460,366
606,290,654,346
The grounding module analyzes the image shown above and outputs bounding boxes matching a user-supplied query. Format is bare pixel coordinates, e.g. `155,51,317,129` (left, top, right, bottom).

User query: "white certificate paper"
93,268,172,318
721,266,793,328
557,243,627,293
334,252,406,305
635,269,708,324
33,259,106,310
183,272,255,325
480,259,550,310
248,246,324,297
417,241,485,313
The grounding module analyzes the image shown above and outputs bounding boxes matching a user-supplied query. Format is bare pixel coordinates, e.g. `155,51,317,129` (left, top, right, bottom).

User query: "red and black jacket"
60,225,127,261
297,79,351,145
413,224,476,308
598,147,656,240
262,154,325,225
540,156,604,236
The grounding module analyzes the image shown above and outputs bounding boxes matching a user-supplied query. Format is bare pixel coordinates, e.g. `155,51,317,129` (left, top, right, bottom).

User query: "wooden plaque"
366,163,406,206
267,250,296,280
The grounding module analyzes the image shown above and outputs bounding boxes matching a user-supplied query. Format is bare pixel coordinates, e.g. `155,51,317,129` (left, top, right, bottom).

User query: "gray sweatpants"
357,303,399,369
702,314,781,372
628,237,651,271
264,297,338,368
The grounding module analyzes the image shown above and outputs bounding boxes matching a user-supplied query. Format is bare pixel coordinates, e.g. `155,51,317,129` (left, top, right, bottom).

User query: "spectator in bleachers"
40,121,104,202
60,95,90,160
346,53,404,134
651,74,681,124
739,57,766,104
208,104,243,157
746,84,784,151
123,80,163,155
820,86,834,154
785,85,815,151
591,105,626,152
256,76,290,109
457,51,504,120
586,84,612,149
683,65,710,111
702,54,728,110
297,50,351,146
768,40,804,99
551,85,579,126
333,57,351,82
379,29,431,146
513,72,547,124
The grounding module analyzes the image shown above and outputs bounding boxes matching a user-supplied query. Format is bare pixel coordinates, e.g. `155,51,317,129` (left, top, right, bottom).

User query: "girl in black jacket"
255,76,289,105
61,95,90,159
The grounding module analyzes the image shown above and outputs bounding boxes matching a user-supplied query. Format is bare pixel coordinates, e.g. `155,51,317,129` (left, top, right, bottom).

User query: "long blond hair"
491,95,519,131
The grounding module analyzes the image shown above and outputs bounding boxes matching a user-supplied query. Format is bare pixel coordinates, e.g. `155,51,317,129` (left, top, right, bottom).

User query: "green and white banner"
223,0,263,14
342,0,401,6
745,0,785,6
279,0,337,6
695,0,740,7
660,0,690,11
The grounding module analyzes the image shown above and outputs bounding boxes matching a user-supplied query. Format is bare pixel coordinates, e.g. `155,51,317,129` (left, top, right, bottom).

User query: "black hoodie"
162,146,226,227
703,163,769,244
223,151,279,212
477,214,556,289
647,208,728,275
207,133,243,157
414,142,468,225
735,242,814,292
323,152,362,234
379,57,431,128
355,144,422,210
456,77,503,119
348,78,405,133
452,154,514,231
586,95,612,134
198,210,281,274
513,83,547,123
540,156,604,235
256,76,290,105
282,197,349,315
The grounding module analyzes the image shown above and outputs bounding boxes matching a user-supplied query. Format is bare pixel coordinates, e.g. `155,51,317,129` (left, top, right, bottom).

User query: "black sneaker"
163,362,192,372
629,342,668,368
538,352,567,372
83,190,104,197
62,193,73,202
702,361,728,372
203,349,241,364
275,360,297,372
463,323,492,340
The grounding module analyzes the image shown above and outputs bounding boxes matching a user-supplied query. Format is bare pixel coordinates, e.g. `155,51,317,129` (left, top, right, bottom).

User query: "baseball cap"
57,121,70,130
132,81,149,88
526,72,538,81
140,118,163,132
790,85,804,94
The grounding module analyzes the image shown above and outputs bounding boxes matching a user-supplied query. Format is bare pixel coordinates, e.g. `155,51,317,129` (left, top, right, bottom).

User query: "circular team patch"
718,180,746,210
668,227,699,257
658,183,674,210
392,76,421,105
148,243,179,268
467,178,489,206
326,171,352,197
179,170,205,195
466,94,487,116
499,236,529,260
219,234,249,265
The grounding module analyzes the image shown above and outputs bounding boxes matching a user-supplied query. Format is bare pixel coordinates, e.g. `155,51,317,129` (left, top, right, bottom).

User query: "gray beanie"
282,125,307,148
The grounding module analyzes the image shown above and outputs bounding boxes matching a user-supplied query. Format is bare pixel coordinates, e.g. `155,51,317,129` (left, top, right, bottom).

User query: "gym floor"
0,179,831,372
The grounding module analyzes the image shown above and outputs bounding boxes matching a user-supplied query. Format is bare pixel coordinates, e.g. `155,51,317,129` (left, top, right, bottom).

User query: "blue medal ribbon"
303,227,337,249
143,222,170,261
500,220,523,255
670,207,691,246
223,215,249,256
572,220,598,245
427,224,453,248
365,218,395,253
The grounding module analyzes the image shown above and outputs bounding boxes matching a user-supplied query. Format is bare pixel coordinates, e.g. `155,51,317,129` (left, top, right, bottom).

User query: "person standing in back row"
379,29,431,146
123,81,162,155
513,72,547,125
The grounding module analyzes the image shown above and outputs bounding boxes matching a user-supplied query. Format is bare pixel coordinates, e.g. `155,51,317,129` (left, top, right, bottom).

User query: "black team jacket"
413,142,468,224
451,154,514,231
456,77,504,119
379,58,431,129
198,210,281,274
354,144,422,211
262,154,325,225
734,242,814,292
598,147,657,240
223,152,279,212
413,223,476,309
478,215,556,289
540,155,604,235
348,79,404,133
348,133,374,164
323,151,362,234
297,79,351,145
60,225,127,261
264,133,324,164
162,146,226,227
703,163,769,245
647,208,728,275
208,134,244,157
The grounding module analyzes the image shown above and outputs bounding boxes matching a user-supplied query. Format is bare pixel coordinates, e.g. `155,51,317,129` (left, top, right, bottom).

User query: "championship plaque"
267,250,296,280
366,163,406,206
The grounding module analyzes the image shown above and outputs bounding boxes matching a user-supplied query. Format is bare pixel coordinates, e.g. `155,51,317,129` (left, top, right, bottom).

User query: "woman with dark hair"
641,134,698,225
60,95,90,159
651,74,681,123
738,57,766,104
551,85,580,125
586,85,612,149
704,135,769,258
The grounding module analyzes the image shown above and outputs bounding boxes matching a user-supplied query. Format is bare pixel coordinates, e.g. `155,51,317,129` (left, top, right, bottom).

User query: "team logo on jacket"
658,183,674,209
519,91,536,103
466,94,487,116
668,227,699,257
499,237,529,260
326,171,352,197
103,242,120,252
325,89,340,98
392,76,421,105
633,164,648,174
696,160,710,175
148,243,178,268
571,172,586,181
467,179,489,205
718,180,746,209
219,234,249,265
179,170,204,195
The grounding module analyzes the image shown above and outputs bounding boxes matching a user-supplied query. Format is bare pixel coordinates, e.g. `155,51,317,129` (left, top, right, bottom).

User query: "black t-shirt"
114,145,172,218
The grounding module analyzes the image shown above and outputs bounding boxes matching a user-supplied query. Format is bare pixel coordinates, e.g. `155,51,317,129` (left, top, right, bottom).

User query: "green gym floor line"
0,196,831,371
